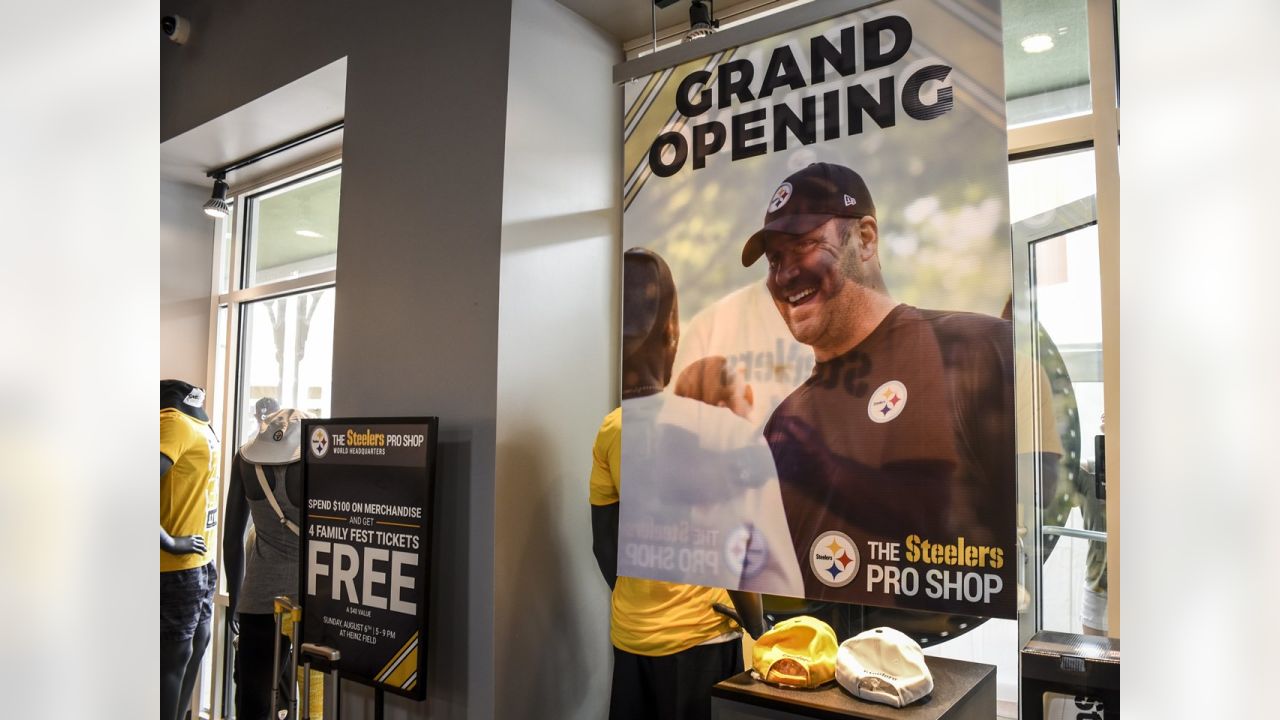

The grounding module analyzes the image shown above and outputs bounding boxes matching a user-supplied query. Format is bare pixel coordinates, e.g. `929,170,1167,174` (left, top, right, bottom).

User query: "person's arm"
588,410,622,590
160,453,206,555
591,503,619,590
222,459,250,626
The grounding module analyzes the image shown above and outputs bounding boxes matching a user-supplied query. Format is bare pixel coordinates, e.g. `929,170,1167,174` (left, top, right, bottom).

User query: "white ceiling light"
1021,33,1055,54
295,230,323,238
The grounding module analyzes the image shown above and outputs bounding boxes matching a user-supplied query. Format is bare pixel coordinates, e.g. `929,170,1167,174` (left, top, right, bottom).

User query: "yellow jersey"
590,407,735,656
160,408,220,572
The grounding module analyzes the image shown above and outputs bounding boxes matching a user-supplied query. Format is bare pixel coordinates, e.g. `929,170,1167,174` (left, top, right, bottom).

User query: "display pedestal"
1020,631,1119,720
711,657,996,720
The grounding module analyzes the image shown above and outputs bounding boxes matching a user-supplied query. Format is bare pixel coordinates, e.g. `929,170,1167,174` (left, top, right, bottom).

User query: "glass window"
1003,0,1091,126
1031,224,1107,636
235,287,336,447
205,159,341,719
1009,147,1096,222
216,200,236,296
243,168,341,288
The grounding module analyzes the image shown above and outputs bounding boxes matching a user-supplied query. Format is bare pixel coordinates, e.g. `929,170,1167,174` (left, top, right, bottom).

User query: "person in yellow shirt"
590,249,764,720
160,380,221,720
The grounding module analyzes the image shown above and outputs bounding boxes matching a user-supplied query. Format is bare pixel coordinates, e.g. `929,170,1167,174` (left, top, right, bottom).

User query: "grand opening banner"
618,0,1017,619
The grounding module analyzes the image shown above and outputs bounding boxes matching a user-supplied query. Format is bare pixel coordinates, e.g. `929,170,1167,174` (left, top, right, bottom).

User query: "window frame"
1008,0,1119,652
199,155,342,720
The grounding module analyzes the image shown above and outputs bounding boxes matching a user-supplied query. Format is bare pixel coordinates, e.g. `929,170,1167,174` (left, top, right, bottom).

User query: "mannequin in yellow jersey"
160,380,221,720
589,249,765,720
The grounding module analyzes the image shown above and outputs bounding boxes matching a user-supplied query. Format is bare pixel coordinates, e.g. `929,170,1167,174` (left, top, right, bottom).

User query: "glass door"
1011,195,1108,647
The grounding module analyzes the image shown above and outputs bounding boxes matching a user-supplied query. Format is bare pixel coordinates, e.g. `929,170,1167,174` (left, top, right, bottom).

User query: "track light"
200,120,343,219
685,0,719,42
203,176,230,219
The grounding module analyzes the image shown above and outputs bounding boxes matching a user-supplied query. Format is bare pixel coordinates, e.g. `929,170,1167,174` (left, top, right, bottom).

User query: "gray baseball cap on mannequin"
241,408,311,465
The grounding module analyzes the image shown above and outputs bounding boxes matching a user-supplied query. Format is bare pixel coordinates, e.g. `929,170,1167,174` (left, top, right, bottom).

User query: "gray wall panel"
161,1,515,718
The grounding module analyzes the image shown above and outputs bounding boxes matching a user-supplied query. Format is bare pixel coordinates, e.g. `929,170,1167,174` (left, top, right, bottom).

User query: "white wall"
159,179,213,386
494,0,622,717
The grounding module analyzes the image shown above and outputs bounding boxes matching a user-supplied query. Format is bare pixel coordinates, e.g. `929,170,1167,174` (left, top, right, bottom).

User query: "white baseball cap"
836,627,934,707
241,408,311,465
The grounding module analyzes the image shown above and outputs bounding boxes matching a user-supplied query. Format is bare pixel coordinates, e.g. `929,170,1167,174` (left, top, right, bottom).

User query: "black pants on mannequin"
236,613,293,720
160,564,217,720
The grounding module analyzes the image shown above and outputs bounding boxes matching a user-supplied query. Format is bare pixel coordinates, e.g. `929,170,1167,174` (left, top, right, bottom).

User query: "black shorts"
160,564,217,642
609,638,743,720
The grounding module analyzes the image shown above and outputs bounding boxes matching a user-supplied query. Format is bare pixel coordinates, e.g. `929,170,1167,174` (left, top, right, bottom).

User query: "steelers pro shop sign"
300,417,437,699
619,0,1018,619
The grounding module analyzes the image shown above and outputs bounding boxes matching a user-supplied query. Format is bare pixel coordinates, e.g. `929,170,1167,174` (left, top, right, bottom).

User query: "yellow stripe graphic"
623,70,663,129
383,648,418,689
375,631,419,684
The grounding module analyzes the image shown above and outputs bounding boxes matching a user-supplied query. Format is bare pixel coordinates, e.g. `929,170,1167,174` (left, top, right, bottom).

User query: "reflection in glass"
1002,0,1091,126
236,288,335,446
1031,225,1106,635
217,201,235,295
244,169,341,287
1008,148,1095,223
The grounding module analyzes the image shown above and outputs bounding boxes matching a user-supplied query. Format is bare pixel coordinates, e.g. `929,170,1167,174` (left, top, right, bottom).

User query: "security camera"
162,15,191,45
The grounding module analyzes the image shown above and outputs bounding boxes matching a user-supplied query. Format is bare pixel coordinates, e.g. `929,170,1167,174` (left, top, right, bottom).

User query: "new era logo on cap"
742,163,877,267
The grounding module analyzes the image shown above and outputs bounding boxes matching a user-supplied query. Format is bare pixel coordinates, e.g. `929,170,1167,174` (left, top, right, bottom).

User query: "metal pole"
302,658,312,720
289,605,302,719
651,0,657,54
1042,525,1108,543
271,596,297,720
374,687,384,720
329,671,341,720
299,644,341,720
270,611,284,719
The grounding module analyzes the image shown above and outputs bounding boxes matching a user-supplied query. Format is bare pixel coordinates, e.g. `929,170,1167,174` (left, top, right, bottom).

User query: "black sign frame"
299,416,438,701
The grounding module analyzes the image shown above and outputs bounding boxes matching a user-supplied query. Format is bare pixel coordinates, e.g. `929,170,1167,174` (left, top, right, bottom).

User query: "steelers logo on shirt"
809,531,860,587
310,427,330,458
867,380,908,423
725,523,768,580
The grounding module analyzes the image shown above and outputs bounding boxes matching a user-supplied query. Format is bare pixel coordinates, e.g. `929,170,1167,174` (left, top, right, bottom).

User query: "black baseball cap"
741,162,876,267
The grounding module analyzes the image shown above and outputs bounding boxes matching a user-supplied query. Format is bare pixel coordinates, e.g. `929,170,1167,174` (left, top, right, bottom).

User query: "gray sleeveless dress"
238,463,302,614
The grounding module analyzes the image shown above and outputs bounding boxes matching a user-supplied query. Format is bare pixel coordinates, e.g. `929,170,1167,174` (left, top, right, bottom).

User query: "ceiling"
165,1,1089,280
560,0,1090,100
1002,0,1089,100
556,0,781,48
159,58,346,189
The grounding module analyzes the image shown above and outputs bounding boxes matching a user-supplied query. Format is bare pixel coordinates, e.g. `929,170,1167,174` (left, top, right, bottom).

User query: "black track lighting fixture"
685,1,719,42
200,120,344,219
203,174,230,219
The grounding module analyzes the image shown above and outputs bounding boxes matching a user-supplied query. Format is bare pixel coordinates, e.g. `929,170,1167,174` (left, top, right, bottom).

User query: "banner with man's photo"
618,0,1018,619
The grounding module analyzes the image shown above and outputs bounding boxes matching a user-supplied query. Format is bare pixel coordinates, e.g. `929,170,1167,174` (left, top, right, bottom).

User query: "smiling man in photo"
741,162,1017,603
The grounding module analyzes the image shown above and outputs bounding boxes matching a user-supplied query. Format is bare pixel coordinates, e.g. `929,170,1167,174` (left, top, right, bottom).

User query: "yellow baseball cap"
751,616,839,688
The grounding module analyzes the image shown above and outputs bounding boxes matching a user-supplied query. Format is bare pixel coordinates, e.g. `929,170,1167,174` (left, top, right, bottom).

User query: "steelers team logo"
725,523,768,580
768,182,793,212
310,427,330,458
867,380,908,423
809,531,860,587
